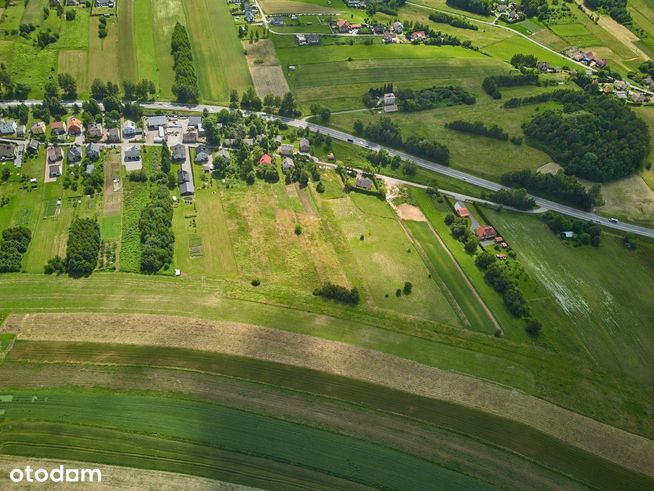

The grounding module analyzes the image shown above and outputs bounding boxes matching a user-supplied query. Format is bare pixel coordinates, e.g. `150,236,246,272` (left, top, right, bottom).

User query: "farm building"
561,231,574,240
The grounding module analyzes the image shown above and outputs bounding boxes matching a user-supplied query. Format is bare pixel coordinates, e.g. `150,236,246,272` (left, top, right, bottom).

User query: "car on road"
346,138,354,143
608,218,619,223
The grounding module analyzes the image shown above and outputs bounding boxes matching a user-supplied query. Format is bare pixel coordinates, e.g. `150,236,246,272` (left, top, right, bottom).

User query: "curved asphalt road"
3,99,653,238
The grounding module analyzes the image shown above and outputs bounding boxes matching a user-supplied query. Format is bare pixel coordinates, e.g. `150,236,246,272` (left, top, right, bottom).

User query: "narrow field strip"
3,312,654,479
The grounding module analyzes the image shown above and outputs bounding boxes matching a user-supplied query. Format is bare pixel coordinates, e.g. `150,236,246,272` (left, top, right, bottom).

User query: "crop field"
258,0,353,16
629,0,654,56
328,85,565,180
547,22,602,47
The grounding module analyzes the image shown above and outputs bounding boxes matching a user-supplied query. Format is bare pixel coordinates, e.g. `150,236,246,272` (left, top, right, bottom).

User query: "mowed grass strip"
0,389,488,490
5,342,654,490
117,0,138,83
150,0,186,99
182,0,252,103
87,16,121,84
133,0,159,87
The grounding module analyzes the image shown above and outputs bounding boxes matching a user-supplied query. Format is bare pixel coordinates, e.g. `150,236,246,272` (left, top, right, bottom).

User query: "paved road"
2,99,653,238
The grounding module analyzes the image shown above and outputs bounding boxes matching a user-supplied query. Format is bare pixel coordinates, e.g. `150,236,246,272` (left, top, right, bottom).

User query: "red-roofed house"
456,207,470,218
336,19,349,32
475,225,497,241
349,23,362,30
410,31,426,42
68,118,82,135
259,154,273,165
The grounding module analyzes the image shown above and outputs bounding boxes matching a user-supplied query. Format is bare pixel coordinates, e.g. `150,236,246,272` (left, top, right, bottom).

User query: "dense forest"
501,170,603,210
445,120,509,141
65,218,101,277
428,11,478,30
171,23,199,103
523,95,649,181
139,185,175,274
0,226,31,273
445,0,492,16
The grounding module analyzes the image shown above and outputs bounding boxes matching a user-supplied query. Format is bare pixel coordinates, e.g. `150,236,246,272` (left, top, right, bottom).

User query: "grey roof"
85,164,95,174
282,157,295,171
188,116,202,127
68,145,82,162
107,127,121,141
279,144,294,156
0,120,16,134
124,146,141,160
178,169,195,195
299,138,310,150
172,144,186,161
195,146,209,162
86,142,100,158
355,176,373,190
27,139,40,151
146,115,167,127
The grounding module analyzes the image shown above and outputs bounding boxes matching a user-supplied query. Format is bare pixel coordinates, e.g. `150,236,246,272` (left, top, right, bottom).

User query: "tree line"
523,94,650,181
428,11,478,30
500,169,603,210
0,226,31,273
171,22,199,103
502,89,579,108
445,0,492,16
444,120,509,141
140,186,175,274
487,188,536,210
586,0,631,25
482,73,539,99
394,86,475,112
354,117,450,164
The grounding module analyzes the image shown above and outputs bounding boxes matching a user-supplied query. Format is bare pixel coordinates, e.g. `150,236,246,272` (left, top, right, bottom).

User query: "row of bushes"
139,185,175,273
170,22,199,103
541,211,602,247
444,120,508,141
0,226,32,273
428,11,478,30
500,169,603,210
502,89,578,108
488,188,536,210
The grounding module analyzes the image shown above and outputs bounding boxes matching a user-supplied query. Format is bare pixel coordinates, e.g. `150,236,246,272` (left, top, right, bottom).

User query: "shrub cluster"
482,262,528,317
65,218,101,277
482,73,539,99
586,0,631,25
500,169,602,210
510,53,537,68
139,185,175,273
314,282,360,305
171,22,199,103
502,89,579,108
396,86,475,112
541,211,602,247
445,120,508,141
0,226,31,273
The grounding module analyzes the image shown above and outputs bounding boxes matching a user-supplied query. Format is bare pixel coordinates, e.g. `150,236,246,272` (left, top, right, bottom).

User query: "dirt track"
3,312,654,478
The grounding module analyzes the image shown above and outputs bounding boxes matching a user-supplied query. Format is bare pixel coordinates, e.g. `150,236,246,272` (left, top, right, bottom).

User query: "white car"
608,218,619,223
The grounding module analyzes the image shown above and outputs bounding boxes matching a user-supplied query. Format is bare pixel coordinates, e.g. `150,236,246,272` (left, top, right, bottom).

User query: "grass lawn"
117,0,139,84
328,85,565,180
150,0,186,99
548,22,602,47
487,209,654,385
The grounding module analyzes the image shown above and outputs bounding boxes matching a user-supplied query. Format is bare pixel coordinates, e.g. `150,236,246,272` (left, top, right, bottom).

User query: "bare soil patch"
596,14,649,60
243,40,289,98
536,162,564,175
597,175,654,224
3,312,654,477
0,456,253,490
396,203,427,221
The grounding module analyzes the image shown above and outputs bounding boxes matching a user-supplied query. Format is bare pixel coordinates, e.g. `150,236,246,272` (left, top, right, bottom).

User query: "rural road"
2,99,654,238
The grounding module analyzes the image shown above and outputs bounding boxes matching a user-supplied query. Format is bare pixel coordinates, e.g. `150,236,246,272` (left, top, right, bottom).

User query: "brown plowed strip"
3,312,654,478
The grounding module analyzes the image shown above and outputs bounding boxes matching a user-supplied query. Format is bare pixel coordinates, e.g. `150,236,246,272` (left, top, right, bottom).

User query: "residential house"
245,10,255,23
0,143,16,161
68,145,82,163
124,145,141,161
279,144,294,156
66,0,79,5
178,169,195,196
383,32,397,44
409,31,426,42
86,143,101,161
614,80,628,91
270,16,285,26
47,146,64,164
123,120,137,138
259,154,273,165
16,125,25,138
631,92,646,104
306,34,320,45
172,144,186,162
51,121,66,136
0,120,16,135
49,165,62,178
107,127,121,143
31,122,46,137
355,175,373,191
95,0,114,7
615,91,628,100
87,123,103,139
299,138,310,153
392,21,403,34
274,135,283,145
27,139,40,154
383,93,396,105
496,253,507,260
349,23,362,31
182,129,198,143
456,207,470,218
216,148,231,161
223,138,238,148
146,115,167,130
475,225,497,241
296,34,308,46
282,157,295,172
194,146,210,163
336,19,349,33
67,118,82,135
